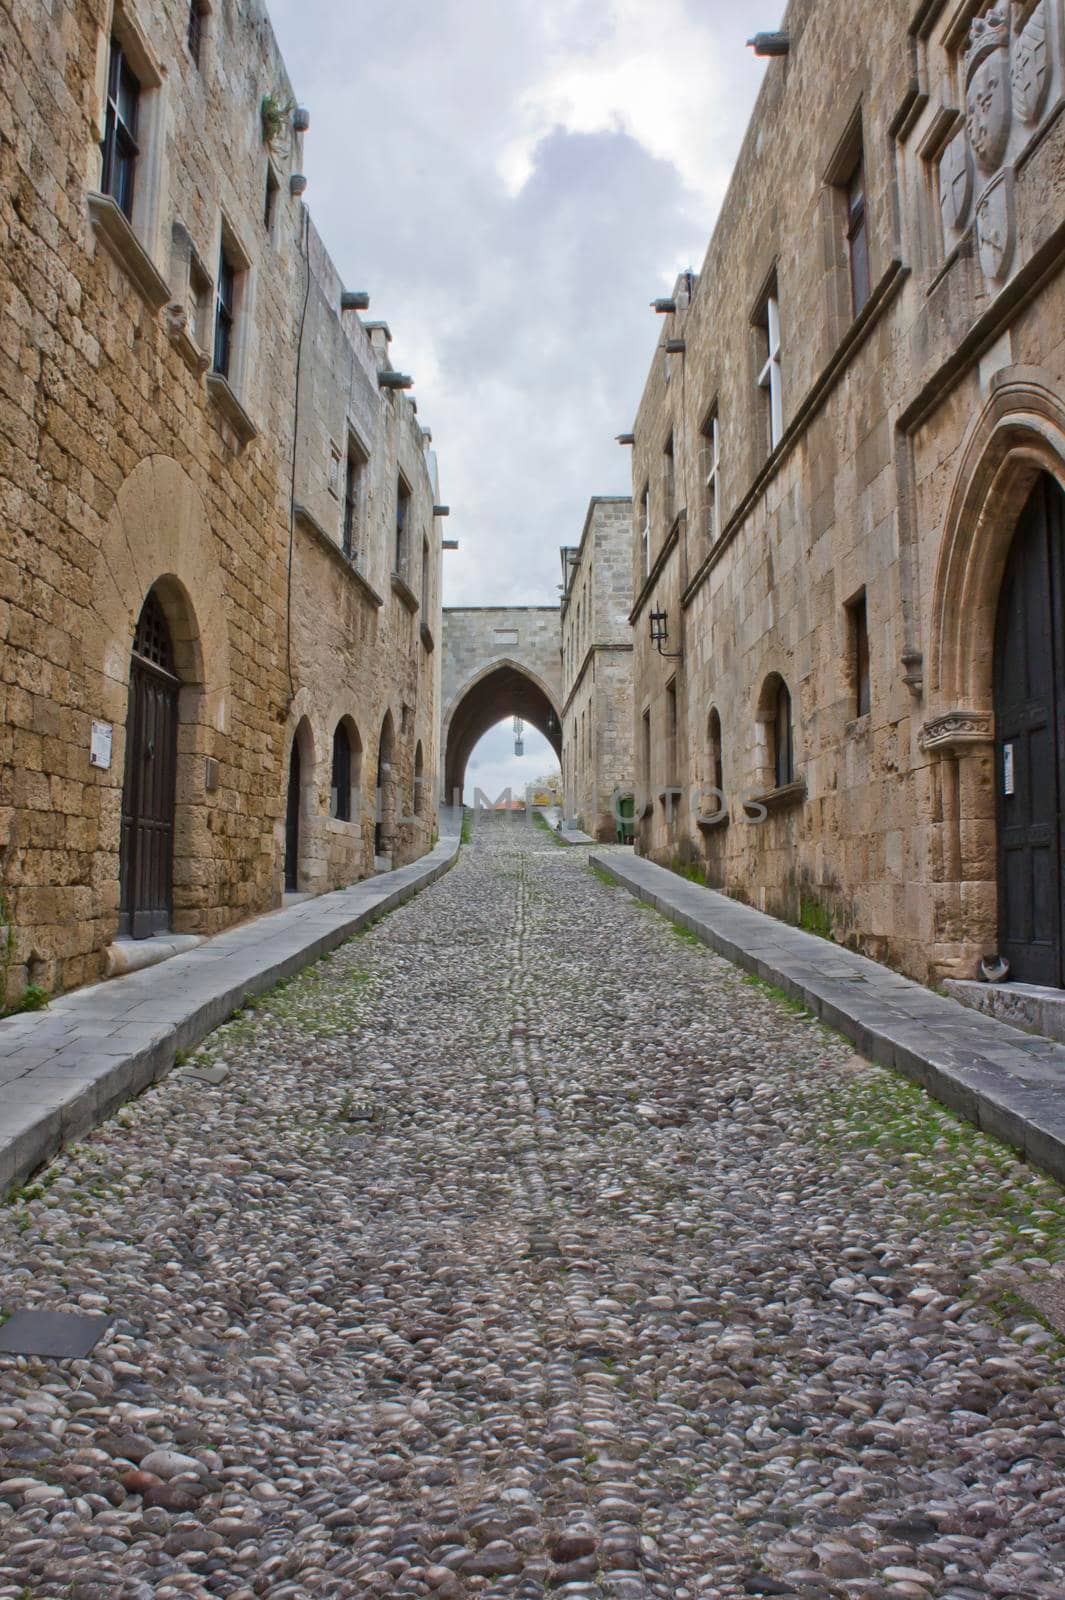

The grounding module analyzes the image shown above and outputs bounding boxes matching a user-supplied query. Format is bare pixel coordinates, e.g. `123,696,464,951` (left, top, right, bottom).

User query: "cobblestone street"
2,815,1065,1600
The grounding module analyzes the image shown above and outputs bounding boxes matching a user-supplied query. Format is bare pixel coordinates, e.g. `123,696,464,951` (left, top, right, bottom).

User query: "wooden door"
285,741,301,892
119,593,178,939
994,475,1065,986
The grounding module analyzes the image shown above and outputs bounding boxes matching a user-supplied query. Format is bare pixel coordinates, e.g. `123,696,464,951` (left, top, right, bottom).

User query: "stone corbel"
918,709,994,754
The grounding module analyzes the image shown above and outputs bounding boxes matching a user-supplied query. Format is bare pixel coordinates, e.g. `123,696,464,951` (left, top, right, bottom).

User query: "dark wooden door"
119,594,178,940
285,741,301,892
994,475,1065,986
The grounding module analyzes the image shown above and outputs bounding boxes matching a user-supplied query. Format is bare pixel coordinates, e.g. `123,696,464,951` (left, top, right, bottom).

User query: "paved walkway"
0,825,461,1199
1,815,1064,1599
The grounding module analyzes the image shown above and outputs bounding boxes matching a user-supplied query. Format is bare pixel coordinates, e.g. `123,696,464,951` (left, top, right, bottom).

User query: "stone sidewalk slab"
0,833,461,1199
591,850,1065,1184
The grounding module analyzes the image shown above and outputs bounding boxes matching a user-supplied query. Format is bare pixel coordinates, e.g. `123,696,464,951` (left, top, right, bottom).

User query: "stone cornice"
292,503,384,608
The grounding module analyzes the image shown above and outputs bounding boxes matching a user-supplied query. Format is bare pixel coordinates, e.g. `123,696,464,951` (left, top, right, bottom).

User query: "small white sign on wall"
1003,742,1015,797
90,721,114,770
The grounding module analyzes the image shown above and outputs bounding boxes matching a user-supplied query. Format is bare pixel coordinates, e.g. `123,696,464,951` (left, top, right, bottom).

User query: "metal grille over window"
101,39,140,220
132,592,176,676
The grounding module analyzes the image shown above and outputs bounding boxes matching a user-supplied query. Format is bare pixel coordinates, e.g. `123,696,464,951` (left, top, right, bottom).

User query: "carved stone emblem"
965,6,1013,173
919,710,995,752
976,168,1016,279
1012,0,1050,124
939,131,974,235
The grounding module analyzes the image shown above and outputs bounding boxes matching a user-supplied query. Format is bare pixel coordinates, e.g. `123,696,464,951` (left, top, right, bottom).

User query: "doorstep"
945,978,1065,1046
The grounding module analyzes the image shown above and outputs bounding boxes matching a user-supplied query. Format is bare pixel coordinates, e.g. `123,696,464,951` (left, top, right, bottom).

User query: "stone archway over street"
441,607,562,800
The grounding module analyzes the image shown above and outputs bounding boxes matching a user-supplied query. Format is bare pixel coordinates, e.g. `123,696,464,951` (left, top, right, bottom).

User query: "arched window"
331,722,352,821
707,707,723,799
413,741,425,816
773,679,794,788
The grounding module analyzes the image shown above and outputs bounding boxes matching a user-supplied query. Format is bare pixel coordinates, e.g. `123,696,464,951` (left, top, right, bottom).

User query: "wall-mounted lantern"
650,609,683,659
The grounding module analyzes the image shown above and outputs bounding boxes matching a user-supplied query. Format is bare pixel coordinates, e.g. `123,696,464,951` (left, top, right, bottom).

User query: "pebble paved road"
2,814,1065,1600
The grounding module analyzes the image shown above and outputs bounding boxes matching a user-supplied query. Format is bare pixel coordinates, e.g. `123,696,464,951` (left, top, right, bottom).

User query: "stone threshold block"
0,836,462,1200
590,851,1065,1186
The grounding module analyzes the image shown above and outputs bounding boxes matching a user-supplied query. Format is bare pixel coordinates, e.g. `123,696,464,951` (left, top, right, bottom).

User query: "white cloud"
267,0,765,606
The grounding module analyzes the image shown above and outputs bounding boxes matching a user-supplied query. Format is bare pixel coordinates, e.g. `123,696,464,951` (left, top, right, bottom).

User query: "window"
264,165,280,236
213,242,236,379
662,432,676,529
642,707,652,795
773,679,795,789
701,408,720,542
639,483,650,578
331,723,353,821
187,0,206,67
101,38,140,220
421,537,431,608
849,593,871,718
188,250,212,352
343,433,367,560
755,281,783,452
845,155,871,316
395,475,411,576
666,678,678,785
414,742,426,815
707,707,723,799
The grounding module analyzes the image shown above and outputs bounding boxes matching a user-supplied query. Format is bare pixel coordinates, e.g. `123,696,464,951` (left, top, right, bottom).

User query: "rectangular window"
188,249,212,352
755,281,783,452
395,474,411,575
421,537,430,608
187,0,206,67
662,432,676,529
701,408,720,542
343,433,367,559
101,38,140,220
666,678,678,786
850,593,871,717
264,165,280,235
639,483,650,577
642,707,651,790
213,243,236,379
845,156,871,317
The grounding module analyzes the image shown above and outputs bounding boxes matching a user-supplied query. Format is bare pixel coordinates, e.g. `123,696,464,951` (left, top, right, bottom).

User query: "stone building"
440,607,562,803
628,0,1065,987
560,498,635,840
0,0,443,1003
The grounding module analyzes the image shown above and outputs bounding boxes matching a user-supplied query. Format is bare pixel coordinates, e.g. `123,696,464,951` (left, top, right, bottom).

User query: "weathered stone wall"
440,607,562,798
629,0,1065,984
0,0,442,1002
561,498,634,839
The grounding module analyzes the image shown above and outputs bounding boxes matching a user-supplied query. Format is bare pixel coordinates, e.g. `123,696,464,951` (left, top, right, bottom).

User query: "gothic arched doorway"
284,738,301,892
120,590,179,938
375,712,396,861
994,473,1065,985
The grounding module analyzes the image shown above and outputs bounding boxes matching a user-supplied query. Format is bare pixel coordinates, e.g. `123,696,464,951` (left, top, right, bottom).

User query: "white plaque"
90,721,113,770
1003,742,1015,796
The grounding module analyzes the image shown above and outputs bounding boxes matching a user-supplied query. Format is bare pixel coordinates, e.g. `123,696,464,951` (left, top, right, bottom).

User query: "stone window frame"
845,587,872,723
823,105,872,322
699,401,721,544
640,705,652,816
661,428,677,533
186,0,212,71
394,471,413,581
342,425,370,562
89,5,170,296
638,480,651,579
751,267,784,458
205,210,257,438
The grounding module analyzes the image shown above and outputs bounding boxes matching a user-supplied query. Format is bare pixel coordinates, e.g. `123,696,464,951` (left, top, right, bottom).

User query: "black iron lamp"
650,609,683,659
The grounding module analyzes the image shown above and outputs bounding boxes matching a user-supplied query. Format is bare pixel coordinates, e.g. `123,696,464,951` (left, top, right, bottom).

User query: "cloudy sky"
268,0,768,798
269,0,767,609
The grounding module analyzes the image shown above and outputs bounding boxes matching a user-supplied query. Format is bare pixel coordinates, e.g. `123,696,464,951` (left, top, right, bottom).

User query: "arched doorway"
994,473,1065,985
442,661,562,801
120,590,179,938
284,738,301,892
375,712,396,861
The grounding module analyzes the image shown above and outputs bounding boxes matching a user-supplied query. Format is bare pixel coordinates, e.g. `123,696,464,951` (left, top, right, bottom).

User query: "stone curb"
0,836,461,1200
590,851,1065,1185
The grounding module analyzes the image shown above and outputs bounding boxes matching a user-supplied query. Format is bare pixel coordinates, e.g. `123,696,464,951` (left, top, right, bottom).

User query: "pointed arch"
441,657,562,800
